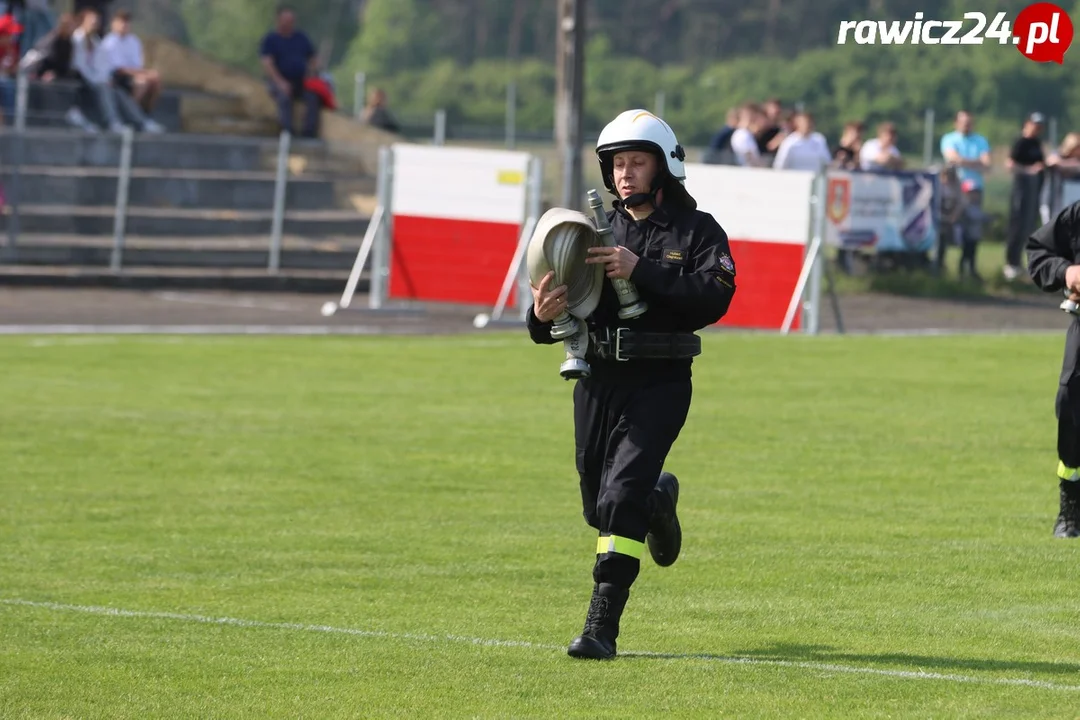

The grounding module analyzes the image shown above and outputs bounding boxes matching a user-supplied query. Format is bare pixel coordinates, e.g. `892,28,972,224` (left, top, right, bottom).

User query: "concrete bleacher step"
1,165,359,211
0,205,370,237
0,263,361,293
4,233,361,270
183,115,280,138
27,82,184,133
0,129,371,175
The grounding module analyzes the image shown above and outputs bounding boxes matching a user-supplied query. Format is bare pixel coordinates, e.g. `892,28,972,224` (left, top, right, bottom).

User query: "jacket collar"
612,198,673,229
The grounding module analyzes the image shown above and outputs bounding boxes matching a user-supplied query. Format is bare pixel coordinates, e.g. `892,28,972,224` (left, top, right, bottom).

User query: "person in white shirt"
858,122,904,171
71,7,161,133
101,10,160,115
729,103,766,167
772,111,832,172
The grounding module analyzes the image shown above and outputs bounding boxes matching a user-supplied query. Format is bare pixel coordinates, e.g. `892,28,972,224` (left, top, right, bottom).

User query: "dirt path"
0,288,1071,335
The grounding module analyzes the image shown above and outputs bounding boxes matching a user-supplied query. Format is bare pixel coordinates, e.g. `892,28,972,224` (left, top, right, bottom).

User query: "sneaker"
65,107,99,134
1054,479,1080,538
1003,265,1021,281
108,122,128,134
142,119,165,134
567,583,628,660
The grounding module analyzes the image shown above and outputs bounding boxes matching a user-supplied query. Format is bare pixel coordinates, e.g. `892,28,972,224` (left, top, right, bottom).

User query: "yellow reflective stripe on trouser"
596,534,645,559
1059,461,1080,481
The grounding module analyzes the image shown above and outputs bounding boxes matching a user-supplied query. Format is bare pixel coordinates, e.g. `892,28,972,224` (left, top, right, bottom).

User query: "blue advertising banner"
824,170,938,253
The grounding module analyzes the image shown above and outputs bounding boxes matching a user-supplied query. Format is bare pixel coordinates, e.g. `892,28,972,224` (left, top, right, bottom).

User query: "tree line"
120,0,1078,150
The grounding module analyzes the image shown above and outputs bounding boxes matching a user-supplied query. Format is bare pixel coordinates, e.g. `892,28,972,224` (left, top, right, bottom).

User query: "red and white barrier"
328,143,541,319
328,146,825,333
682,164,821,332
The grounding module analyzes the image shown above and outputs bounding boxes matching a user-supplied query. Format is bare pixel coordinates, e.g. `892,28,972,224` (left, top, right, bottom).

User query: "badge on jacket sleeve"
717,252,735,275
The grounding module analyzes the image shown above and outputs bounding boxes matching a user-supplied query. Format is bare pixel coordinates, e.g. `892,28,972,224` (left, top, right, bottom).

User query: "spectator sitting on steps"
72,7,162,133
21,11,100,133
72,0,109,38
361,87,399,133
102,9,161,116
259,4,320,139
25,10,74,81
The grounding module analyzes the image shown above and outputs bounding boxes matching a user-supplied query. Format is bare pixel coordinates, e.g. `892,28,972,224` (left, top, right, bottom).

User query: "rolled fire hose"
526,189,647,379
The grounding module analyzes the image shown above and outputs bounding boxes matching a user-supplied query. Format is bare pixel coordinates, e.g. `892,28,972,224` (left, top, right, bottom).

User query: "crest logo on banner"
827,177,851,224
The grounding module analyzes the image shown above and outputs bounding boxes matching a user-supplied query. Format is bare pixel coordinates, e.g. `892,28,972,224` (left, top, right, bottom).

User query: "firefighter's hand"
1067,265,1080,294
586,246,639,280
531,271,568,323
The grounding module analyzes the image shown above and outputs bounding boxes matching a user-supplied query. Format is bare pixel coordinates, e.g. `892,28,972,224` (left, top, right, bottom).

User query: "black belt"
590,328,701,362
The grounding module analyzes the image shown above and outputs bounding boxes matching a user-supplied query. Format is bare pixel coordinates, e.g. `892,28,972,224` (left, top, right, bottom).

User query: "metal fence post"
519,155,544,318
654,90,665,118
369,144,393,309
506,81,517,149
109,126,134,272
434,109,446,146
805,172,826,335
14,66,27,133
269,130,291,272
353,72,366,120
5,67,29,255
922,107,935,167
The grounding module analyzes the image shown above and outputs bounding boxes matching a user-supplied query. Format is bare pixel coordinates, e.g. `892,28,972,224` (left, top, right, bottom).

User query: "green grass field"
3,332,1080,718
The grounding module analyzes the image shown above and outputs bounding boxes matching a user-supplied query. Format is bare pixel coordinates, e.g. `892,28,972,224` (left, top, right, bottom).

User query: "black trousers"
959,189,984,276
1007,174,1043,268
573,375,692,589
1057,381,1080,474
1056,323,1080,477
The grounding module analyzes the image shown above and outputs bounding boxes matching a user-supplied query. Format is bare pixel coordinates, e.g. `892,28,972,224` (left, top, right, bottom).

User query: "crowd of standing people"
705,99,1080,283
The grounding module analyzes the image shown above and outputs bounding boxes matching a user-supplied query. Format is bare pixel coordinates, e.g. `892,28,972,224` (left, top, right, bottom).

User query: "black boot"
1054,480,1080,538
646,472,681,567
567,583,629,660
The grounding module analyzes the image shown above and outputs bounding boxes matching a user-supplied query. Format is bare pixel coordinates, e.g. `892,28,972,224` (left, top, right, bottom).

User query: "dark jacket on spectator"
26,28,76,80
363,105,399,133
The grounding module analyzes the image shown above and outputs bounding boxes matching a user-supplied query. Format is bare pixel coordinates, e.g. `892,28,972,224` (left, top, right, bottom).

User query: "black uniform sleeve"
628,215,736,328
1027,202,1080,293
525,304,559,344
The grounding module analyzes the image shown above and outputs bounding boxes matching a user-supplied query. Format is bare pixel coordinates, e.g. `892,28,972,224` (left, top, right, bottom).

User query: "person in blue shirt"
259,5,320,138
940,111,992,281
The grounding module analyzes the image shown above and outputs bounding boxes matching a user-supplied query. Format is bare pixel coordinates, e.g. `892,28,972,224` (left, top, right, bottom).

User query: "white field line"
0,325,421,335
2,598,1078,692
0,325,1067,338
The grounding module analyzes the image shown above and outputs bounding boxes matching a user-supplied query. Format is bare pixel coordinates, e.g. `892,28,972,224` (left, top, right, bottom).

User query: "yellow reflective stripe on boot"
596,534,645,559
1060,461,1080,481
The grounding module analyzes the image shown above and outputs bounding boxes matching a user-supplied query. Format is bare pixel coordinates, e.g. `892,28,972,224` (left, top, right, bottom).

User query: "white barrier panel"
683,164,816,331
386,143,535,307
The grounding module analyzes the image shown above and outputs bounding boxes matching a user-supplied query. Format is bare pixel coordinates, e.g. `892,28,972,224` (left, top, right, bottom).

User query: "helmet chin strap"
619,171,664,209
621,189,658,209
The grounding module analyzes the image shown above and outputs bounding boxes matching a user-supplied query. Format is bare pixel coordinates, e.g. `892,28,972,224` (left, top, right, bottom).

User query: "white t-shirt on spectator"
71,28,112,84
729,128,761,166
102,32,144,73
772,131,831,171
859,138,901,170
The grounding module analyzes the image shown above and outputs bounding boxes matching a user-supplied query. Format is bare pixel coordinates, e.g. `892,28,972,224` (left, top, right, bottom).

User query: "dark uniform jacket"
1027,201,1080,385
526,197,737,382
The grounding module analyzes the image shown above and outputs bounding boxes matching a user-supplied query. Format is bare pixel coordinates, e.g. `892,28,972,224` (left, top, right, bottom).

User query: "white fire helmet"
595,109,687,197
